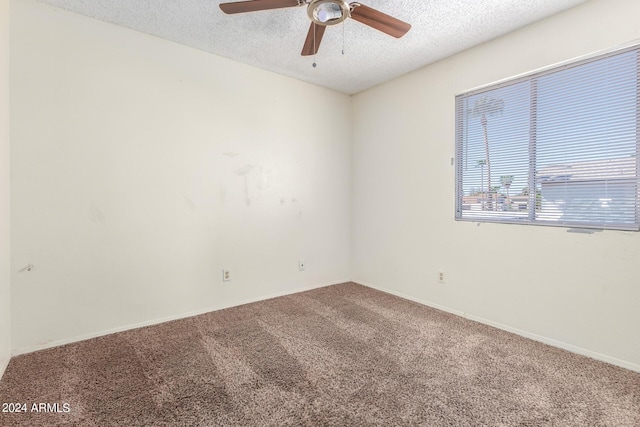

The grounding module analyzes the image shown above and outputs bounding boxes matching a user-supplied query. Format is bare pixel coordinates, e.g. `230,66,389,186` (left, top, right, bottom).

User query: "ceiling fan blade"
349,3,411,38
219,0,301,14
301,23,326,56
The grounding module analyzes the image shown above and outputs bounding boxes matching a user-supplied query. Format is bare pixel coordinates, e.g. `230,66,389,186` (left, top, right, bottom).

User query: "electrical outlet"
298,259,305,272
222,269,231,282
438,270,445,283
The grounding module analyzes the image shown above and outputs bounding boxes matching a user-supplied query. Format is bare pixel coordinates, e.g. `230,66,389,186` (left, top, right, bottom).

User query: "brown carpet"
0,282,638,426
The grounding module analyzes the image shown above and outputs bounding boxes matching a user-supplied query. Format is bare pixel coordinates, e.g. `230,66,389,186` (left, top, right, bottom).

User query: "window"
455,45,640,231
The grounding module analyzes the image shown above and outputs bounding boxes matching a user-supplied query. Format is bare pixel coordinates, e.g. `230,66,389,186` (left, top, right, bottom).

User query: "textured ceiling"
36,0,590,94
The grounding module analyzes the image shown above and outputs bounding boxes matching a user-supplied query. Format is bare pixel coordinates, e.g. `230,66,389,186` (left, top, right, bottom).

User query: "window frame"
455,44,640,231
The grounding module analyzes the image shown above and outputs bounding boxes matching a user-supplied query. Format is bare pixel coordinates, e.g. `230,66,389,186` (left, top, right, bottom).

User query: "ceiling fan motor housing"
307,0,350,26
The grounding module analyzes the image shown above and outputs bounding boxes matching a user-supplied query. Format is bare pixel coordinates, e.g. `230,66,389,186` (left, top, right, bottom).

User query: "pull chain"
342,20,345,55
312,22,317,68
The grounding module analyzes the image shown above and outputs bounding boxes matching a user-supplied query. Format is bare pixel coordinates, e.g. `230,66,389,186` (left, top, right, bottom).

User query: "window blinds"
455,45,640,231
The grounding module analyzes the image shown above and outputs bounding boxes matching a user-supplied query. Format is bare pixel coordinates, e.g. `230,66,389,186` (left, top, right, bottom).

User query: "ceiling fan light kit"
308,0,350,26
218,0,411,56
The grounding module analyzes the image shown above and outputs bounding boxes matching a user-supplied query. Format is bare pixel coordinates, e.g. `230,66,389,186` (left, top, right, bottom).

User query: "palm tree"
476,159,486,209
470,96,504,210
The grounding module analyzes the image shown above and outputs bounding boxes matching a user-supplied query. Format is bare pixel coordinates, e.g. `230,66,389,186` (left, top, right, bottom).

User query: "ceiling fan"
218,0,411,56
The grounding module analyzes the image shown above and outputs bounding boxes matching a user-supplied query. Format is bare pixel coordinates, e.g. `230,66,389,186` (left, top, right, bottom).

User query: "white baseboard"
355,280,640,374
14,278,638,374
12,279,348,357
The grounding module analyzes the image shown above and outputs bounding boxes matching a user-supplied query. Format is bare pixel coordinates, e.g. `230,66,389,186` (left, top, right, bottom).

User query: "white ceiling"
36,0,590,94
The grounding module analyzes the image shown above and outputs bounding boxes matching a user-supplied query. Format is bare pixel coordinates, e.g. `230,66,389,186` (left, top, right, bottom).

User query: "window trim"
455,43,640,231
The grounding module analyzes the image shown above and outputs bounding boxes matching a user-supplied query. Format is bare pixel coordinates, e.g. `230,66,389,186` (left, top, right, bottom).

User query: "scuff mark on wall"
235,165,253,176
183,193,195,212
244,177,251,207
234,165,254,207
89,202,106,224
257,166,272,191
230,164,288,208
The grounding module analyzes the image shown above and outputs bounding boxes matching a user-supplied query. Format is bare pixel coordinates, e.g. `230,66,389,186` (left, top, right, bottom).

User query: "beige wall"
10,0,352,353
7,0,640,373
352,0,640,371
0,0,9,379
